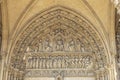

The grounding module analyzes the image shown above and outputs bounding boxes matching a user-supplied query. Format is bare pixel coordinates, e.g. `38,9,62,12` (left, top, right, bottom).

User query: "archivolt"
9,6,108,71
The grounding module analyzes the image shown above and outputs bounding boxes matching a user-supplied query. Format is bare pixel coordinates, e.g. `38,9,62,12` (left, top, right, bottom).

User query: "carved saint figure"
44,39,52,52
42,58,46,68
57,58,62,68
61,58,66,68
38,57,41,68
46,58,50,69
76,38,82,52
68,39,75,51
56,37,64,51
38,39,43,52
53,59,58,68
27,57,33,69
34,44,39,52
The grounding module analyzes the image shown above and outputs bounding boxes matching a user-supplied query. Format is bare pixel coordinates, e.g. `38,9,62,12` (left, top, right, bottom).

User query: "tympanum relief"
8,6,108,80
26,23,92,53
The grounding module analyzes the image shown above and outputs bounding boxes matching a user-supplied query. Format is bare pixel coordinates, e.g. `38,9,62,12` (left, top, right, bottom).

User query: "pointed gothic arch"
7,6,110,80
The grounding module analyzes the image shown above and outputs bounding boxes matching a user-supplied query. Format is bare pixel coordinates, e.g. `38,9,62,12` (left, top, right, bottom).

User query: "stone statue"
34,44,39,52
53,59,58,68
44,39,52,52
57,59,62,68
38,39,43,52
68,39,75,51
56,37,64,51
39,57,43,69
76,38,82,52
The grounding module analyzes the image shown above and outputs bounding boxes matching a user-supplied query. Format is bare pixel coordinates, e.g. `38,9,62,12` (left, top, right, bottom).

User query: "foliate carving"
55,36,64,51
10,6,106,72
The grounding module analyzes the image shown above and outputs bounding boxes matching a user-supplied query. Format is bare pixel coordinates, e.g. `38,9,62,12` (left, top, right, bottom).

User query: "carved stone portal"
8,6,108,80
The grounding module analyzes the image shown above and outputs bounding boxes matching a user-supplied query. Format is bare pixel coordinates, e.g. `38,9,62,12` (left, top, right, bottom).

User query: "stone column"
0,52,7,80
104,70,109,80
96,74,100,80
95,70,100,80
100,69,105,80
117,62,120,80
7,71,10,80
104,64,113,80
0,55,2,79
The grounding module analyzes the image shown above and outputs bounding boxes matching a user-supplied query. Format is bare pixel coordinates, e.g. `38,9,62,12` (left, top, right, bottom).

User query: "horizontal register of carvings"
25,53,94,69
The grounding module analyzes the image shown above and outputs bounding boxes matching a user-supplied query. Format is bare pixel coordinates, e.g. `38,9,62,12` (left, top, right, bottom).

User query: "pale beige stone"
0,0,119,80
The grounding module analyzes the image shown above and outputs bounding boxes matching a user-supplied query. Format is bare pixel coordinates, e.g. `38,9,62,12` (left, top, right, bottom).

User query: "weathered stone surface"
0,0,117,80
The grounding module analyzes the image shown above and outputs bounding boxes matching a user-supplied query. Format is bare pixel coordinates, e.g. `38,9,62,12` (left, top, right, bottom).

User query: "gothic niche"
8,6,108,80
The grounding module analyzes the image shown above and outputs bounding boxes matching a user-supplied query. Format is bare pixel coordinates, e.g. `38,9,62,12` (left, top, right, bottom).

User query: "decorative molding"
25,53,94,69
25,70,95,77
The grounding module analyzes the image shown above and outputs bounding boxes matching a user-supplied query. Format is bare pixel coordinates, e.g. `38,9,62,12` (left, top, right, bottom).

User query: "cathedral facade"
0,0,119,80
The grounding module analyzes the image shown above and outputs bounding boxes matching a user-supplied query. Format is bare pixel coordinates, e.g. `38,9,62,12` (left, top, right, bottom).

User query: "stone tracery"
7,6,109,80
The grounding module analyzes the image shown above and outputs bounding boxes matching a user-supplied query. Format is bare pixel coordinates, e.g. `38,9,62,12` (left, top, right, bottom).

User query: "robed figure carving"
44,39,52,52
55,36,64,51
